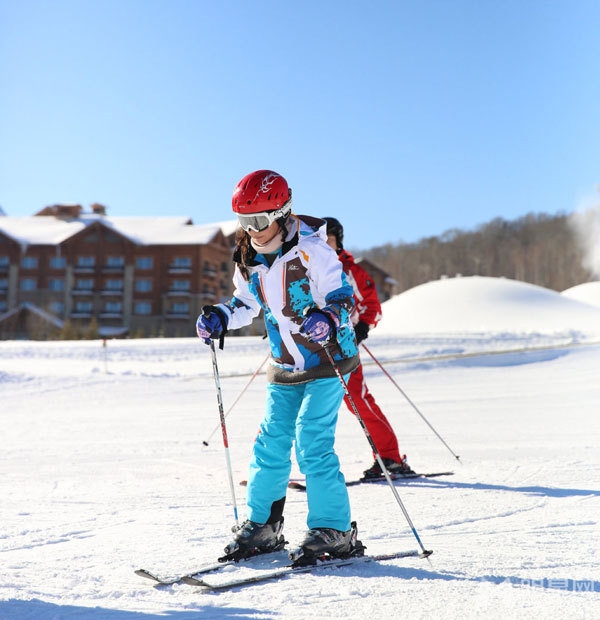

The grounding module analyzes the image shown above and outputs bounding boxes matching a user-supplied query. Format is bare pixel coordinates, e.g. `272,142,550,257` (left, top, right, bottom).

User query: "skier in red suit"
324,217,414,479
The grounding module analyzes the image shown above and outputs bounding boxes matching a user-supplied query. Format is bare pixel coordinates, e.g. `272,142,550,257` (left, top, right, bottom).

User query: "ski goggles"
237,201,292,233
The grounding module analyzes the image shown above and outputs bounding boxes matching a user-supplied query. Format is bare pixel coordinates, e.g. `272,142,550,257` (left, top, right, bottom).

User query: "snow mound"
561,281,600,309
377,275,600,336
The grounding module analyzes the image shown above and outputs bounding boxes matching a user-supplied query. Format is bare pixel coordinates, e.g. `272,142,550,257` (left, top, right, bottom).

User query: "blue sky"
1,0,599,249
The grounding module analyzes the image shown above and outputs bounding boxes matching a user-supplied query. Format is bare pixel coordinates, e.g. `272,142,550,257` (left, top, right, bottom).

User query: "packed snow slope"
561,280,600,309
377,275,600,335
1,276,599,620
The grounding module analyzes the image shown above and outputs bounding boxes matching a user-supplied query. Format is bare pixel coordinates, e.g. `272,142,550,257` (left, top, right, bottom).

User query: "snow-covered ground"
562,280,600,309
1,276,600,620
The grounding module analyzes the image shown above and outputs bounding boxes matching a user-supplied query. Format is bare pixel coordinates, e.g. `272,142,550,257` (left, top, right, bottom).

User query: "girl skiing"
196,170,363,562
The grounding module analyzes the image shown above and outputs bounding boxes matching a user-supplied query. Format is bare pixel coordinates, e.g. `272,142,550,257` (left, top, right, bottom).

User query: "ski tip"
419,549,434,559
135,569,155,580
181,575,206,586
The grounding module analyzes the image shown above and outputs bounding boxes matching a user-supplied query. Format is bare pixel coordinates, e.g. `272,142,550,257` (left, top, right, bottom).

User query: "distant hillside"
359,212,595,294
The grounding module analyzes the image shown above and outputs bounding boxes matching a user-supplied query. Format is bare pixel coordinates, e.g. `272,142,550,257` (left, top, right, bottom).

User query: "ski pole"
207,339,239,526
102,338,108,374
361,343,462,464
321,343,432,558
202,353,269,447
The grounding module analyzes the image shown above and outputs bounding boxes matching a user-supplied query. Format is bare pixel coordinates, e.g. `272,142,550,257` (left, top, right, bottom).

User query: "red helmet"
232,170,292,214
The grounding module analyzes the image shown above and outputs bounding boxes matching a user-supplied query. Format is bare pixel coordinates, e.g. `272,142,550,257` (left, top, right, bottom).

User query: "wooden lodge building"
0,204,235,339
0,204,396,340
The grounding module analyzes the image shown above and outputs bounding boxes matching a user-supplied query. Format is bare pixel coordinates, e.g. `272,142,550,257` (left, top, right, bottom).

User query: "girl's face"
247,220,281,245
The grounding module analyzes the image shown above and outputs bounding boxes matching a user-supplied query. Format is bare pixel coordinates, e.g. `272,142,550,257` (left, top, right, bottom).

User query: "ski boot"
289,521,365,566
362,455,414,480
219,517,286,562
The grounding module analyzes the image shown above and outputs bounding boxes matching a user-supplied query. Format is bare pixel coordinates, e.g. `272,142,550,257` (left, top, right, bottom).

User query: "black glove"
354,321,369,344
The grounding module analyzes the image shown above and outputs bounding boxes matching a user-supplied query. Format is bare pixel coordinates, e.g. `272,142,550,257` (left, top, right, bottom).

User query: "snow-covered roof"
0,214,230,248
0,302,64,329
0,216,87,245
97,217,222,245
215,219,241,238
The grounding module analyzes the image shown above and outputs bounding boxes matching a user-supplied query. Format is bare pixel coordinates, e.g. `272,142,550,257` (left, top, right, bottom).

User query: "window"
49,279,65,291
49,301,64,315
172,257,191,268
171,280,190,290
104,301,122,313
134,301,152,315
0,300,7,312
106,256,124,267
0,278,8,290
136,257,153,270
135,279,152,292
21,257,38,269
103,231,120,243
0,256,9,268
76,256,95,267
20,278,36,291
171,302,189,314
76,279,94,290
105,279,123,290
50,257,66,269
75,301,93,313
203,262,217,277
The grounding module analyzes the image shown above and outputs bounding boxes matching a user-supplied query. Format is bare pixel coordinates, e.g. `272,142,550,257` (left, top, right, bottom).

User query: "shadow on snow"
351,565,599,593
404,478,600,498
0,599,279,620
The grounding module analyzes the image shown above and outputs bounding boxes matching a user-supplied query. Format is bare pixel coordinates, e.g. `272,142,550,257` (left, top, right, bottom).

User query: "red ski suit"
337,249,402,463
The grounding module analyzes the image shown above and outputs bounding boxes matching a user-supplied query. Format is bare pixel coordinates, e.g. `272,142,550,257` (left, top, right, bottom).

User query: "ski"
182,549,427,591
346,471,454,487
135,562,227,586
135,549,288,586
242,471,454,492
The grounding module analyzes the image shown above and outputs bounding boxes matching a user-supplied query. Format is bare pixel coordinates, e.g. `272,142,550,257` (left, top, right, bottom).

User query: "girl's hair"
234,227,252,282
234,217,290,281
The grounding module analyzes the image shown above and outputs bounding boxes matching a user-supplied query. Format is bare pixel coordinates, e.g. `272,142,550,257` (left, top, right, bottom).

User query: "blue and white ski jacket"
217,215,359,383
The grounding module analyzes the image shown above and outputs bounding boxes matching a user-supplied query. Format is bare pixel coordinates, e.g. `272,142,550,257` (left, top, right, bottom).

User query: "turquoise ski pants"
246,375,351,532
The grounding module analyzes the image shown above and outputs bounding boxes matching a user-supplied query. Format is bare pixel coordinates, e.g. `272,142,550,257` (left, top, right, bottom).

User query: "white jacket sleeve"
217,266,263,330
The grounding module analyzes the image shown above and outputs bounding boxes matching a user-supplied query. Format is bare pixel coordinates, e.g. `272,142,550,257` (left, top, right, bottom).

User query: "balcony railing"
101,265,125,273
100,289,124,296
72,289,95,295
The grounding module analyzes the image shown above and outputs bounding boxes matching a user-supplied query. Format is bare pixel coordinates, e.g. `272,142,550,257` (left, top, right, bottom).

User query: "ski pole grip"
201,305,228,350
